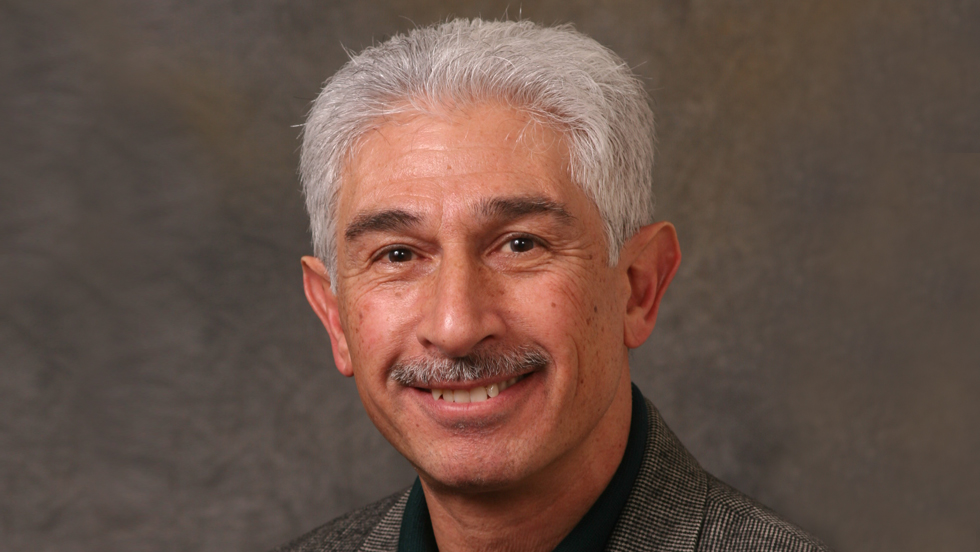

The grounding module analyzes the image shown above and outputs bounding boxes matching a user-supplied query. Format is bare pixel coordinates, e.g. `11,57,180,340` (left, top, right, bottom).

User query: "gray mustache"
389,346,549,386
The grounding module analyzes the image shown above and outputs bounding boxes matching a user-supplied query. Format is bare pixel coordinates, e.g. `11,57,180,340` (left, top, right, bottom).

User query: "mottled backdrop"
1,1,977,551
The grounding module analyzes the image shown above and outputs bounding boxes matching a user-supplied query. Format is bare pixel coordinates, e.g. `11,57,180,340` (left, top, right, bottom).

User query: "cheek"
509,271,603,346
549,269,624,366
342,286,419,371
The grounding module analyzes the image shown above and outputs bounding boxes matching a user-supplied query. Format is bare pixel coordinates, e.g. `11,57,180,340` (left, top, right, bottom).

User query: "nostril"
416,298,501,357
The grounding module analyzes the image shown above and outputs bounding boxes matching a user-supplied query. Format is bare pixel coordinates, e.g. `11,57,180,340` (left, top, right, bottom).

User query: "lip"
411,371,534,391
406,371,537,423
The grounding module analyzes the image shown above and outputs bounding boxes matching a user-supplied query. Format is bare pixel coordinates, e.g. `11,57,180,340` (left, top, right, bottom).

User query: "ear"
619,222,681,348
301,256,354,377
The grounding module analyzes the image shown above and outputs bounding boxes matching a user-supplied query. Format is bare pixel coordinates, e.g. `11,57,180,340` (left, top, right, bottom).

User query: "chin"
422,468,524,494
415,448,536,493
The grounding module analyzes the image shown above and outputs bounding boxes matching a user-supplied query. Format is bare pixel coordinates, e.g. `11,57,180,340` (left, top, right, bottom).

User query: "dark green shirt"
398,383,649,552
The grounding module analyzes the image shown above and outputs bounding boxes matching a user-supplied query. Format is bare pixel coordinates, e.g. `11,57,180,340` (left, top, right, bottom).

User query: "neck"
418,375,634,552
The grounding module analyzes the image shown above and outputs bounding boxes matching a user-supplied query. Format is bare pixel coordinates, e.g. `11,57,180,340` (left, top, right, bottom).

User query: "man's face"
318,104,637,491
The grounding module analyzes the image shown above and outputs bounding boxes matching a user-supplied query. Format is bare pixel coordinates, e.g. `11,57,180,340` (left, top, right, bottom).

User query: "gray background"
2,0,978,551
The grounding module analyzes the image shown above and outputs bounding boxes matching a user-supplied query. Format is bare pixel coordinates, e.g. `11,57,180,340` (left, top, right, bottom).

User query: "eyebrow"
342,196,573,243
344,209,422,242
477,196,574,225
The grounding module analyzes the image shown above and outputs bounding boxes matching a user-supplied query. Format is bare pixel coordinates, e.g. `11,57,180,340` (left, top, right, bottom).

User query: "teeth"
431,376,522,403
470,386,487,402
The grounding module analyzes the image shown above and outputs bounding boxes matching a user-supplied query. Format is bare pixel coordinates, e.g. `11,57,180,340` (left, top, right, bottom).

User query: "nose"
416,251,504,357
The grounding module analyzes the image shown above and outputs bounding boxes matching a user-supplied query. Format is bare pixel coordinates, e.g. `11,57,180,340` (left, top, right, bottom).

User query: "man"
280,18,829,552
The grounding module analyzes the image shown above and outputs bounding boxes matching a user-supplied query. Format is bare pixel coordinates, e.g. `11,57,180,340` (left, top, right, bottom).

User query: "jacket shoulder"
698,475,832,552
270,490,407,552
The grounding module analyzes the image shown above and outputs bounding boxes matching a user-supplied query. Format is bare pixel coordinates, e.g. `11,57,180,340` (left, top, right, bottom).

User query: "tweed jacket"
274,400,830,552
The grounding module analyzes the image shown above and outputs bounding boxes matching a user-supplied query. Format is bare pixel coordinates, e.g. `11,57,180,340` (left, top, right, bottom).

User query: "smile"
429,374,528,403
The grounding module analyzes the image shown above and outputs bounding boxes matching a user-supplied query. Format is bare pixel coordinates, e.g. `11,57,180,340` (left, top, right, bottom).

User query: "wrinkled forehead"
336,103,575,223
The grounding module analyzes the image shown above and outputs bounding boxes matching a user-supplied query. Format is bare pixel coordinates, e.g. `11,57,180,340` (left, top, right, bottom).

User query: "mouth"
426,373,531,404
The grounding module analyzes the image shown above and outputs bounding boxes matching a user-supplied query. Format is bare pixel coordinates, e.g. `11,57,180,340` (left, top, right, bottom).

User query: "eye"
385,248,414,263
505,236,536,253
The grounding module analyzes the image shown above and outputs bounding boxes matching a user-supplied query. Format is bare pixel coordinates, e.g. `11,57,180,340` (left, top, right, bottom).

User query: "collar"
397,383,649,552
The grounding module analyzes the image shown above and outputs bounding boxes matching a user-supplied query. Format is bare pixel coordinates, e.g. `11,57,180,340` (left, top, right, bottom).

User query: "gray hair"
301,18,655,283
389,344,549,386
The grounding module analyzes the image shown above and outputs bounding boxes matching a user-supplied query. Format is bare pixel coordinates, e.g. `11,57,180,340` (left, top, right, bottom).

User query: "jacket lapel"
604,400,708,552
359,490,409,552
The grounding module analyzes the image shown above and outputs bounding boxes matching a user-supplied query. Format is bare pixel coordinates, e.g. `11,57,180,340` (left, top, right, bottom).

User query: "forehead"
337,104,576,221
